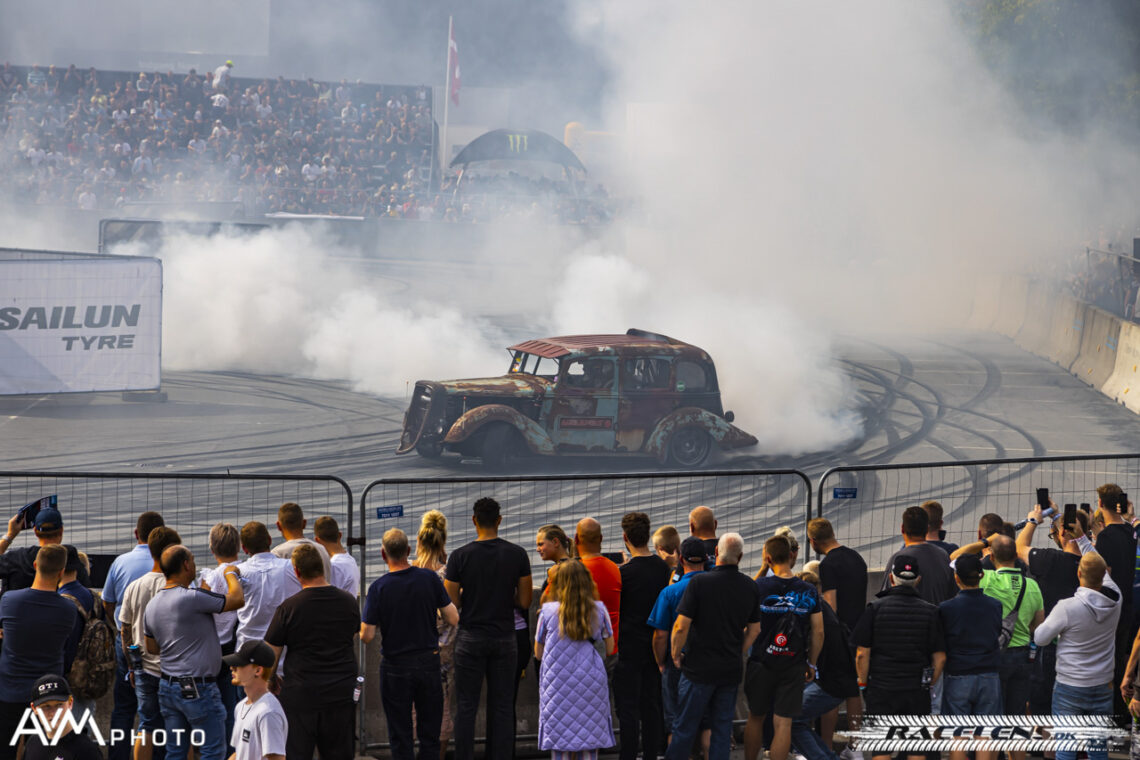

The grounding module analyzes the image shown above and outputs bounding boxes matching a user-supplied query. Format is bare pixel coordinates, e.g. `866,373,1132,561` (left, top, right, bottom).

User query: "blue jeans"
109,639,138,760
134,671,165,731
999,647,1032,715
664,675,737,760
791,683,843,760
661,664,681,735
381,651,443,760
1052,681,1113,760
941,672,1002,715
453,631,516,760
156,679,226,760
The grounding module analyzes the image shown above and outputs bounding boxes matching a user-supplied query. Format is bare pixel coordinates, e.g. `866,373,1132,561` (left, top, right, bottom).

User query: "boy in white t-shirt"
224,640,288,760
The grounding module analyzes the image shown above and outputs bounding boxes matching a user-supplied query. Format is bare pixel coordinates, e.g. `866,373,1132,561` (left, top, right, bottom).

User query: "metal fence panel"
357,468,810,750
360,470,811,580
816,454,1140,569
0,471,354,571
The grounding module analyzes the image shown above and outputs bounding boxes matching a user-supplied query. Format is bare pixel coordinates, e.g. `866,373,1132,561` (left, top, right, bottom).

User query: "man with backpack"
59,548,114,724
743,535,824,760
978,534,1043,746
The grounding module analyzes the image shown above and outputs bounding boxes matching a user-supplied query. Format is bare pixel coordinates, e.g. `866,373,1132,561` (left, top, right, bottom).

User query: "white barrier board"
0,257,161,394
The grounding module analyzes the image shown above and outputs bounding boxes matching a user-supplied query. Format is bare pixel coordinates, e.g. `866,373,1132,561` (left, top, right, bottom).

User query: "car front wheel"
481,424,525,472
666,427,711,468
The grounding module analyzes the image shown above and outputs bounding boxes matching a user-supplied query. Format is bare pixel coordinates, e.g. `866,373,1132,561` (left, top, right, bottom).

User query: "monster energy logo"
507,134,528,152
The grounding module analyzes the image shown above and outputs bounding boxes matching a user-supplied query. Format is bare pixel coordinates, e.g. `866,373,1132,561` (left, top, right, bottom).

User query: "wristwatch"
980,538,990,549
1028,518,1039,525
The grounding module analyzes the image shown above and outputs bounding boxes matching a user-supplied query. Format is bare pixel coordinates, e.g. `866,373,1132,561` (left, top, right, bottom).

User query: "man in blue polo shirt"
361,528,458,760
648,536,708,747
101,511,165,760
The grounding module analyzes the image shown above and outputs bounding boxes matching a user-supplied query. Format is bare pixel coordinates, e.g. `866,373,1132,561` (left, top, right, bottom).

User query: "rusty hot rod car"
396,329,758,469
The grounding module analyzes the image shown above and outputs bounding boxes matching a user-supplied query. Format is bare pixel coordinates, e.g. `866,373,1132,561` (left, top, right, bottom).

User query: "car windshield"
507,351,560,379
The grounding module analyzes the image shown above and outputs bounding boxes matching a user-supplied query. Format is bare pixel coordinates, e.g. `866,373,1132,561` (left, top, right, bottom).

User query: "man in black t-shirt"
615,512,670,760
1091,483,1136,720
921,501,960,556
361,528,458,760
808,518,867,632
0,507,91,595
443,497,532,760
264,544,360,760
1015,502,1085,716
22,675,101,760
665,533,762,760
880,507,956,605
688,506,718,566
808,517,867,751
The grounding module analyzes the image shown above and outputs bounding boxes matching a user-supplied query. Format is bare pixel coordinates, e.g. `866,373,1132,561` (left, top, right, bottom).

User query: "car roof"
508,329,703,359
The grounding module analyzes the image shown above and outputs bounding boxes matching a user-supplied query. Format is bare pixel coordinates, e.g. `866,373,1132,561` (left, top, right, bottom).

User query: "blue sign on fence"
833,488,858,499
376,505,405,519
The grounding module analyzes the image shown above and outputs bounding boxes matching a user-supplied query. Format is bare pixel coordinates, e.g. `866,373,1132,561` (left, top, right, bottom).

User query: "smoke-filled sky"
5,1,1140,455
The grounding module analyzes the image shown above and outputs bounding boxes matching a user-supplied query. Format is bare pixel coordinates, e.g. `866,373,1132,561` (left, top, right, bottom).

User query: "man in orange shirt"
575,517,622,647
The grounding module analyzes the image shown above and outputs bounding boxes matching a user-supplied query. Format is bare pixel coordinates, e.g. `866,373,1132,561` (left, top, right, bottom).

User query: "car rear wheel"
481,424,525,472
666,427,711,468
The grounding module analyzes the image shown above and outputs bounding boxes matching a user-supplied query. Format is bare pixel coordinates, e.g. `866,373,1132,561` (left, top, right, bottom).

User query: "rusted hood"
430,374,554,397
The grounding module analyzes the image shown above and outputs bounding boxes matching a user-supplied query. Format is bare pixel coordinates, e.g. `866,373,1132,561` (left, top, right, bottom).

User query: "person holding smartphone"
1092,483,1136,719
0,506,90,594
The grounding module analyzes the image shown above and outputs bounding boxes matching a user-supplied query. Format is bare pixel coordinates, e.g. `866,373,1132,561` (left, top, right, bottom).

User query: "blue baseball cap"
34,507,63,533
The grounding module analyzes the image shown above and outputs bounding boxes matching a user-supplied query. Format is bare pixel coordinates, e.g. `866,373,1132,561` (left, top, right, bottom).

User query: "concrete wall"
978,275,1140,412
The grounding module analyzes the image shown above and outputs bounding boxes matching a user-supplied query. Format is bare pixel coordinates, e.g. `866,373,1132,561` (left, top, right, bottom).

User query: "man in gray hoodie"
1033,552,1120,760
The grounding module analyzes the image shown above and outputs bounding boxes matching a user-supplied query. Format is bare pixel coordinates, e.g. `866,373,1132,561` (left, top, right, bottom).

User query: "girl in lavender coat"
534,560,615,760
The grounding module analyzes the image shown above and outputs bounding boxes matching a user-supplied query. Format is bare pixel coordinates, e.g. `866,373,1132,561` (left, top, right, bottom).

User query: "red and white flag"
448,22,461,106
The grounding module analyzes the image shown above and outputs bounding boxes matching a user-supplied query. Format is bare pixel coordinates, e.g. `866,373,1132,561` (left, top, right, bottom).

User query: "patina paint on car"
396,328,757,469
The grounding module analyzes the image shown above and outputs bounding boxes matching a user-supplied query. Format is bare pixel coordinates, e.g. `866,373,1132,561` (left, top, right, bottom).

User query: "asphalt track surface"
4,328,1140,567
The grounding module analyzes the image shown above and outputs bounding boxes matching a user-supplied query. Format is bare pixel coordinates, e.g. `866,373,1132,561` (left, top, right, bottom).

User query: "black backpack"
756,606,807,666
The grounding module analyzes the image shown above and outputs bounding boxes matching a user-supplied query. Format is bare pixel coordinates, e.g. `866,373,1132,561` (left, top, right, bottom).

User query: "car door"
616,356,675,452
547,357,618,452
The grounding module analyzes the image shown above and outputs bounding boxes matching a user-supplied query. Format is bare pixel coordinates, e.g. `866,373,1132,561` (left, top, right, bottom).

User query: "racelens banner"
0,255,162,395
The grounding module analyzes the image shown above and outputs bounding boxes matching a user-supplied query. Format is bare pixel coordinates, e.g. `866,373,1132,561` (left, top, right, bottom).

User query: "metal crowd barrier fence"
356,468,812,750
816,453,1140,569
0,471,355,586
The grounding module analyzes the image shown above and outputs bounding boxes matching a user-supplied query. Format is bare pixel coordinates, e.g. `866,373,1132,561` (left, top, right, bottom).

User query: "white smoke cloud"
545,0,1140,453
131,225,507,393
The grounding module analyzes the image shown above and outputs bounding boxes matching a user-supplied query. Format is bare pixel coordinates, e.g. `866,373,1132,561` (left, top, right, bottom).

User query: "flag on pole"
448,22,461,106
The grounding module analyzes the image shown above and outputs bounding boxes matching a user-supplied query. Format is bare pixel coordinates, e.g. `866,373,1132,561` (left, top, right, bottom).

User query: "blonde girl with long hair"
412,510,455,760
534,560,615,760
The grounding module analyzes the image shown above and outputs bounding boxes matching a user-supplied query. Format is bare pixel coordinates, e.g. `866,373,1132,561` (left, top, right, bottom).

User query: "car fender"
443,404,557,455
644,407,759,462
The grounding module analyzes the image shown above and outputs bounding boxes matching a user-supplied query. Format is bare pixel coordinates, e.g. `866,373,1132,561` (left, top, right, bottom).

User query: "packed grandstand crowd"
0,62,606,223
2,488,1139,760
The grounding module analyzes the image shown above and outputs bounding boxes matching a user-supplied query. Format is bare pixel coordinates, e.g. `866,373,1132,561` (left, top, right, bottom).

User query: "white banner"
0,256,162,394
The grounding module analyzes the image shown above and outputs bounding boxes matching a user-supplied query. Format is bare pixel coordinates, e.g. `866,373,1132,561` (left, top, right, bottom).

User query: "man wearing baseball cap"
937,554,1002,724
851,553,946,738
223,641,287,760
0,506,90,594
22,675,101,760
646,536,708,748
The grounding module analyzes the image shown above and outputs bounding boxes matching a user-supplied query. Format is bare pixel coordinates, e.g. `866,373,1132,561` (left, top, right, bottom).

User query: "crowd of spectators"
0,61,435,218
0,62,612,224
6,485,1140,760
